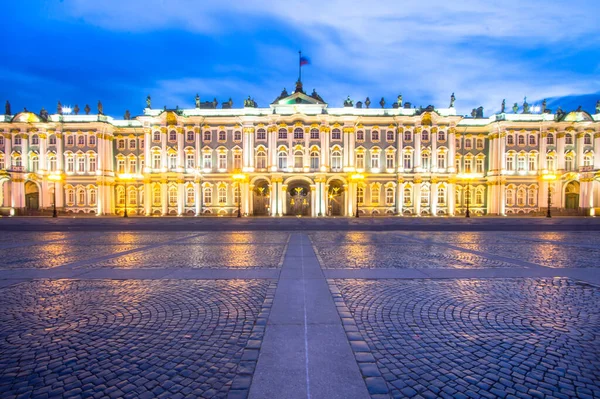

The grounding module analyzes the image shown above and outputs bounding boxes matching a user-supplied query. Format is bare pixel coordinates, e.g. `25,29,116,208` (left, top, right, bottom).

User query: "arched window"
506,135,514,145
565,133,573,145
331,128,341,140
475,188,484,205
310,150,319,169
278,150,288,169
186,187,195,206
117,139,125,150
356,152,365,169
256,150,267,169
218,186,227,204
356,130,364,141
89,188,97,205
218,131,226,141
547,153,556,171
584,134,592,145
310,128,319,140
437,187,446,205
528,135,536,146
517,188,526,206
278,128,287,140
506,188,515,206
404,131,412,141
203,186,212,204
77,188,86,205
357,186,364,205
385,187,394,205
421,152,430,170
294,128,304,140
168,186,178,205
66,188,75,205
528,187,536,206
546,133,554,145
371,130,379,141
386,131,394,142
476,138,484,149
187,131,194,141
371,185,380,204
421,130,429,141
168,153,177,170
0,154,4,170
403,187,411,205
257,129,266,140
169,130,177,141
129,139,136,149
48,135,56,145
67,136,74,146
152,185,161,206
464,138,472,149
153,131,161,141
117,186,125,206
421,186,429,205
331,150,342,171
31,135,39,145
565,154,574,171
128,187,137,206
584,153,593,167
438,131,446,141
294,150,303,168
517,135,525,145
78,135,85,146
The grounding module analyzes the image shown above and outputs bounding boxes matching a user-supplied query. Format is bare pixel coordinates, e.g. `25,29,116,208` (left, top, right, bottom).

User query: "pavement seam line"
300,234,311,399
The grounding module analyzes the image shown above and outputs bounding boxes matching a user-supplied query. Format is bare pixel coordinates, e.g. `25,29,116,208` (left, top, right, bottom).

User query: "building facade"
1,83,599,217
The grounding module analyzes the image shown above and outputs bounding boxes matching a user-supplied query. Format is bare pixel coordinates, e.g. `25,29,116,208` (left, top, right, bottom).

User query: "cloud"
48,1,600,114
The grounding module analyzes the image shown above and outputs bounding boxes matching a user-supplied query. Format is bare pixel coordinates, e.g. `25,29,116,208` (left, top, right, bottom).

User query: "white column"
161,129,167,169
5,135,11,170
161,181,168,215
413,182,421,215
539,133,547,170
280,184,287,215
448,128,456,172
448,182,455,216
144,182,152,215
557,133,565,170
396,181,404,215
194,181,201,215
430,181,438,216
576,134,584,170
177,181,184,215
310,185,316,217
177,129,184,169
41,134,49,171
413,128,421,171
21,136,29,171
594,134,600,169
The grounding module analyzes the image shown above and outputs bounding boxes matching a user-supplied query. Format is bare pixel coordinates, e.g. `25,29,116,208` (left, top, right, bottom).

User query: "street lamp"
351,173,364,218
459,173,475,218
542,173,557,218
48,173,62,218
119,173,134,218
233,173,246,218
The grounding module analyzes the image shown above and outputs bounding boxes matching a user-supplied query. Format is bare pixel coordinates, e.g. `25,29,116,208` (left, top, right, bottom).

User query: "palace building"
1,81,599,217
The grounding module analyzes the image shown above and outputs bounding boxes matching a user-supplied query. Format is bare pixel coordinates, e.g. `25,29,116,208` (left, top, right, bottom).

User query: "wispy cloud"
40,1,600,114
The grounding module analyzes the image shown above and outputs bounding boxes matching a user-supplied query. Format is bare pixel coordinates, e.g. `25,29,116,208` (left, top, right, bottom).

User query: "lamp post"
233,173,246,218
459,173,475,218
352,173,364,218
542,173,557,218
119,173,134,218
48,173,62,218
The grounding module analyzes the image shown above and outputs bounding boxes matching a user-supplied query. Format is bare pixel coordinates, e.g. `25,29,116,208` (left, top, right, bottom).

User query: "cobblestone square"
332,278,600,399
0,279,275,399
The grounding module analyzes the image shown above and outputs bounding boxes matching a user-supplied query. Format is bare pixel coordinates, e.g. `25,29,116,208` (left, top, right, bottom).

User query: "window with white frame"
152,153,161,169
438,131,446,141
89,157,96,173
66,136,73,146
186,187,195,206
234,184,240,204
476,188,484,205
169,131,177,142
256,151,267,169
404,131,412,141
218,186,227,203
404,187,411,205
584,153,593,166
89,189,97,205
90,135,96,146
168,187,177,205
565,155,574,171
186,153,195,169
257,129,266,140
356,153,365,169
422,153,430,170
117,187,125,206
66,188,75,205
218,153,227,169
153,131,160,141
565,133,573,145
437,153,446,169
476,138,484,149
294,128,304,140
584,134,592,145
187,131,194,142
507,135,514,145
278,129,287,140
464,158,472,173
310,151,319,169
356,131,364,141
455,158,461,173
546,133,554,145
386,153,394,169
331,151,342,171
403,152,412,169
456,138,461,149
547,154,556,171
233,152,242,170
517,155,526,171
77,157,85,173
117,139,125,150
517,189,525,206
371,152,380,169
203,153,212,169
420,187,429,205
203,187,212,204
129,158,137,173
67,157,75,172
529,135,536,146
234,131,242,141
117,159,125,174
310,129,319,140
528,155,537,171
506,188,514,206
422,130,429,141
357,186,364,205
128,187,137,206
518,135,525,145
438,187,446,205
31,135,39,145
506,154,514,171
203,131,211,142
464,138,472,149
528,188,536,206
331,129,341,140
168,153,177,170
294,151,303,168
385,187,394,205
48,135,56,145
153,186,161,205
48,156,56,171
386,131,394,142
218,131,226,141
0,156,5,170
476,158,484,173
31,157,38,172
371,186,380,204
278,151,288,169
371,130,379,142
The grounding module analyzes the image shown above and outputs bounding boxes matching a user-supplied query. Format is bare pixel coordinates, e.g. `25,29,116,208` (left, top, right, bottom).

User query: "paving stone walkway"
0,227,599,398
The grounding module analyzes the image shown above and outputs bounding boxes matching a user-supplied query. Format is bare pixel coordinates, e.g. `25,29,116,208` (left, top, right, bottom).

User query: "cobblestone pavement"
0,279,275,399
331,278,600,399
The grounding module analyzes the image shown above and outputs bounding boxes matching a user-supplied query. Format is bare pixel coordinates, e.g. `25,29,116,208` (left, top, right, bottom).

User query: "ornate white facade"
1,83,599,217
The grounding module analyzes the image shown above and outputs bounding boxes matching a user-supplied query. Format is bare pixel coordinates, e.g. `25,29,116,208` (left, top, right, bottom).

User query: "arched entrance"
286,181,311,216
25,181,40,211
328,180,345,216
253,179,270,216
565,181,580,210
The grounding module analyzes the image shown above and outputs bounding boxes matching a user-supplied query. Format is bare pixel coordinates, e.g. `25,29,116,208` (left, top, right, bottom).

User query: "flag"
300,56,310,66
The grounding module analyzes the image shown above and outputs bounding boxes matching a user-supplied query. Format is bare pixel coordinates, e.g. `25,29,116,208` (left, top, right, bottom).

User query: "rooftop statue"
195,94,200,108
541,99,547,113
576,105,582,112
40,107,48,120
596,100,600,114
476,106,484,118
124,110,131,120
356,101,362,109
84,104,91,115
310,89,324,103
522,97,529,114
449,93,456,108
365,97,371,108
500,99,506,113
5,100,10,115
512,102,519,114
397,94,403,108
212,98,218,109
74,104,80,115
57,101,63,115
97,100,103,115
244,96,257,108
471,108,477,118
222,98,233,109
343,96,353,107
146,95,151,109
555,106,565,120
379,97,385,108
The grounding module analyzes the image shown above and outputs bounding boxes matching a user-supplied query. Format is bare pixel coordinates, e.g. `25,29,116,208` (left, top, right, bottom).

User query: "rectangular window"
310,152,319,169
310,129,319,140
356,153,364,169
386,153,394,169
67,158,74,173
203,153,212,169
371,153,379,169
14,137,21,145
528,157,536,171
234,153,242,170
464,158,472,173
218,153,227,169
117,159,125,174
437,154,446,169
129,158,137,173
386,131,394,142
371,131,379,141
89,157,97,173
529,135,536,146
186,154,195,169
153,154,161,169
203,188,212,204
257,130,267,140
234,131,242,141
476,158,484,173
218,131,226,141
129,139,136,150
506,156,514,171
331,129,341,140
403,153,412,170
187,131,194,141
203,131,211,142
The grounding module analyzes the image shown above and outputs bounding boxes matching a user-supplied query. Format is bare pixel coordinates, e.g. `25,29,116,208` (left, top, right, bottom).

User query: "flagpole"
298,50,302,82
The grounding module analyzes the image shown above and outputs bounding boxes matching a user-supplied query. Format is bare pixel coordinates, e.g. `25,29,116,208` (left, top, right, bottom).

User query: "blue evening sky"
2,0,599,118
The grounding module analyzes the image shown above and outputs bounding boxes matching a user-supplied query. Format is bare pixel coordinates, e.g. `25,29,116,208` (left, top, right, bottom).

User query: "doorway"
25,181,40,211
564,181,580,210
286,182,311,216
